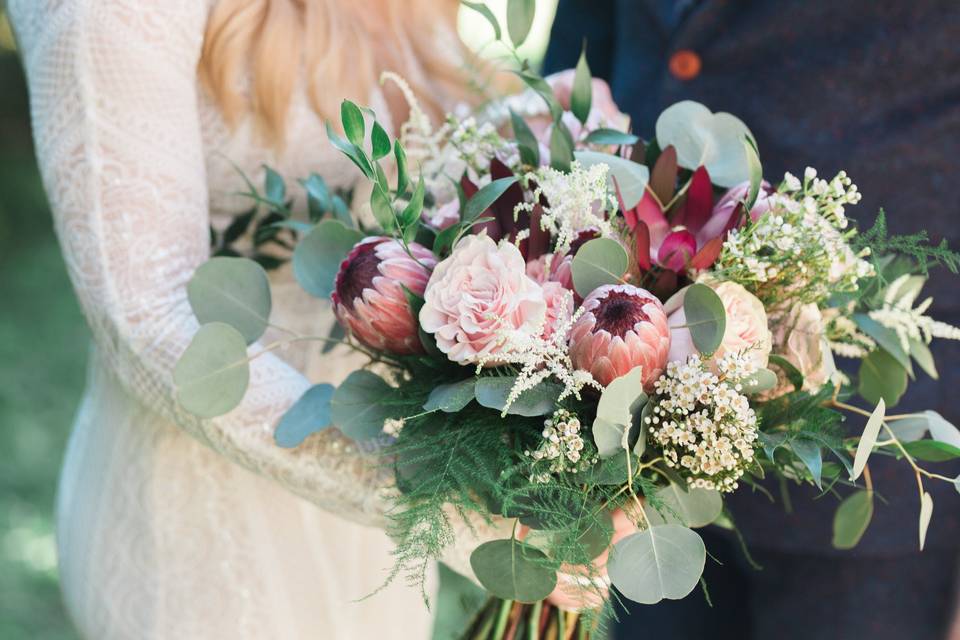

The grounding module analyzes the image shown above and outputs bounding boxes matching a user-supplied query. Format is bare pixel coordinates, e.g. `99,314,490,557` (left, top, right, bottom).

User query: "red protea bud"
568,284,671,388
332,237,435,354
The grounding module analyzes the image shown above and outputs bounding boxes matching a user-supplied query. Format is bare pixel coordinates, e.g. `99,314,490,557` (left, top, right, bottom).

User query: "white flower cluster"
516,161,616,252
524,409,597,483
647,355,759,492
447,115,515,174
825,313,876,359
718,168,874,306
869,274,960,352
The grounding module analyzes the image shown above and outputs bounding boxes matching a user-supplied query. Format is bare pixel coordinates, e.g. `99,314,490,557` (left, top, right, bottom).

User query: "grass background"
0,3,556,638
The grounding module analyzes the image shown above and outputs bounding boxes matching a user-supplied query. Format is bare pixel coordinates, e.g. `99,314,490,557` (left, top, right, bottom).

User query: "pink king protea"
568,284,671,388
332,237,436,355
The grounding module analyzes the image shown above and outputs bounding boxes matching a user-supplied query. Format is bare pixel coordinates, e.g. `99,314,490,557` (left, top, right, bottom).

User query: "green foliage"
174,322,250,418
592,367,646,458
858,348,908,407
187,257,271,344
462,177,519,222
470,539,557,602
683,283,727,354
832,490,873,549
505,0,536,47
570,237,628,297
292,219,363,298
574,151,649,210
854,210,960,275
274,384,334,448
330,370,400,440
474,376,562,416
570,44,593,125
608,525,706,604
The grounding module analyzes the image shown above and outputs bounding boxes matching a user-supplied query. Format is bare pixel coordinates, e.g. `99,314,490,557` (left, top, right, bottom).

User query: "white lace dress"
8,1,508,638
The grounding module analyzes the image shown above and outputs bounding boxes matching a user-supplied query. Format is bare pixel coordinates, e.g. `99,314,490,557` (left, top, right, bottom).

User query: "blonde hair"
200,0,472,144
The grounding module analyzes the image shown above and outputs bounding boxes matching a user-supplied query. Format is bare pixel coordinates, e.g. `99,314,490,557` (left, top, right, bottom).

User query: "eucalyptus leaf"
470,539,557,603
475,377,561,417
462,177,519,222
886,414,930,443
902,440,960,462
330,370,397,440
570,237,628,298
919,492,933,551
423,379,477,413
683,283,726,355
275,384,334,448
574,151,649,210
583,129,640,146
506,0,536,47
851,398,885,480
654,101,755,187
608,525,706,605
571,45,592,125
739,368,778,395
301,173,333,220
832,490,874,550
593,367,647,458
174,322,250,418
926,410,960,448
187,257,271,344
858,348,908,407
293,219,363,298
646,483,723,528
264,165,286,205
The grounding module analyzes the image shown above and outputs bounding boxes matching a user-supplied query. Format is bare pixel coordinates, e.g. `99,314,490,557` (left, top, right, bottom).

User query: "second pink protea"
332,237,436,355
568,284,671,388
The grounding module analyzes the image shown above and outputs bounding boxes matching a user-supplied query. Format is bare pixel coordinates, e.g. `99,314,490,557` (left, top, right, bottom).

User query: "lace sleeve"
7,0,397,526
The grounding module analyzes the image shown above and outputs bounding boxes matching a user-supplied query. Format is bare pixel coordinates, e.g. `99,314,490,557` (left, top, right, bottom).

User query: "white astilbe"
515,161,616,252
869,274,960,352
476,289,601,416
826,313,876,359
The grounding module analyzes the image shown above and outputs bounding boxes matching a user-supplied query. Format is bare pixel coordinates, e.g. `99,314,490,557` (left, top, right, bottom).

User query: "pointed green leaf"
549,120,574,172
340,100,365,147
510,109,541,166
371,121,391,160
506,0,536,47
583,129,640,146
423,379,477,413
832,490,874,550
462,176,518,222
394,140,409,196
264,165,286,205
851,398,885,480
462,1,502,41
571,44,592,124
902,440,960,462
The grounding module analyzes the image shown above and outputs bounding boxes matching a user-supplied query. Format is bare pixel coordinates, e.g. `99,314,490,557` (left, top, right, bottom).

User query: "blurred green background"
0,3,556,638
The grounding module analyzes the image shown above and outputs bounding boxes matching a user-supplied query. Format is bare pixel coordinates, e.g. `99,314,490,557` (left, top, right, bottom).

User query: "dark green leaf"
325,121,373,179
790,437,823,488
515,72,562,121
858,348,908,407
340,100,365,147
768,354,804,391
401,175,426,227
394,140,409,196
549,121,574,172
854,314,914,378
832,490,873,550
583,129,640,146
462,176,519,222
510,109,541,167
903,440,960,462
275,384,334,448
371,121,391,160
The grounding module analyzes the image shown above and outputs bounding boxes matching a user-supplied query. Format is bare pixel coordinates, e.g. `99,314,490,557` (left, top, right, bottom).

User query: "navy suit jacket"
545,0,960,555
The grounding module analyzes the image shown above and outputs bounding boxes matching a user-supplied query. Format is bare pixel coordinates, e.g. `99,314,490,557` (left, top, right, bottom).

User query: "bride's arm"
9,0,511,573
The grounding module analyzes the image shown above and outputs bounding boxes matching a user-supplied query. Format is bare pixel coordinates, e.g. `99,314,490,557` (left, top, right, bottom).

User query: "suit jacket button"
669,49,702,80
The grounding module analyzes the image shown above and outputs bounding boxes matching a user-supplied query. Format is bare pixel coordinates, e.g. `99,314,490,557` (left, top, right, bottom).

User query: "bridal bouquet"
175,4,960,638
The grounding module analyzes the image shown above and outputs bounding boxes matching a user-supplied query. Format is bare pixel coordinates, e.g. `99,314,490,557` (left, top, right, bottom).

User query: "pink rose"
667,281,772,370
541,281,574,340
419,234,547,365
568,284,671,388
525,252,574,291
332,237,436,354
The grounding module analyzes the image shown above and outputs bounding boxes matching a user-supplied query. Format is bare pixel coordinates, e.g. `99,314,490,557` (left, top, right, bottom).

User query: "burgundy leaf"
649,145,678,206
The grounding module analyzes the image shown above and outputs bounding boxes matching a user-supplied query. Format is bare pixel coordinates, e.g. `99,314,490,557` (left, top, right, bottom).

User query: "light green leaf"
571,44,592,125
516,72,563,121
340,100,365,147
926,410,960,448
506,0,536,47
655,101,756,187
634,401,653,457
738,368,778,395
330,370,397,440
886,414,930,442
858,348,908,407
371,121,391,160
461,1,502,41
301,173,333,221
474,377,561,417
187,257,271,344
462,176,518,222
683,283,726,355
909,338,938,379
570,237,628,298
853,314,914,377
293,219,363,298
583,129,640,146
423,379,476,413
326,121,373,179
174,322,250,418
851,398,885,480
275,384,334,448
742,135,762,211
608,525,706,605
370,184,395,232
470,539,557,603
593,367,647,458
574,151,649,210
264,165,286,205
919,492,933,551
902,440,960,462
832,490,874,550
646,483,723,528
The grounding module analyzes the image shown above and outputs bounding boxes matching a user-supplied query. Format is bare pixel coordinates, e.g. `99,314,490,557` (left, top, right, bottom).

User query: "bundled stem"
461,598,595,640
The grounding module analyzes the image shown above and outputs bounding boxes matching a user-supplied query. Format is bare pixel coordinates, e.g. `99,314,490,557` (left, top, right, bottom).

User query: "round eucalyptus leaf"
608,525,706,605
571,238,629,298
832,490,873,550
174,322,250,418
423,379,477,413
575,151,649,210
646,483,723,528
187,257,271,344
470,539,558,603
858,349,908,407
683,283,726,355
593,367,647,458
475,377,561,417
330,370,396,440
274,384,334,448
739,368,778,395
293,219,364,298
654,101,755,187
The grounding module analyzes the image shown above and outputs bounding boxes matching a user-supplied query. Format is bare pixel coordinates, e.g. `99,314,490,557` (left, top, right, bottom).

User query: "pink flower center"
594,290,653,337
